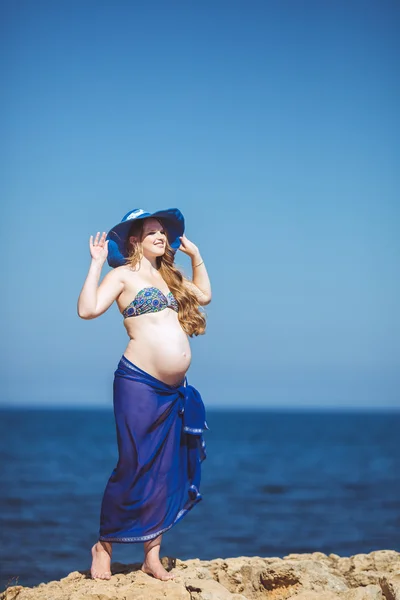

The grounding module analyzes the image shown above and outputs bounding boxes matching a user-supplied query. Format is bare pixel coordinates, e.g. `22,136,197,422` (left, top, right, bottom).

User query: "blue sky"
1,0,399,408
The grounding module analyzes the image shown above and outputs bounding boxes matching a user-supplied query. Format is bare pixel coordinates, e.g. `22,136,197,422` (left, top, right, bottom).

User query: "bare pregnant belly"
123,317,192,386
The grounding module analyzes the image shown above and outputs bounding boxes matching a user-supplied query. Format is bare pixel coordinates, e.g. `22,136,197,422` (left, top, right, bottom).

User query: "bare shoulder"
111,265,127,277
110,265,138,283
98,265,134,294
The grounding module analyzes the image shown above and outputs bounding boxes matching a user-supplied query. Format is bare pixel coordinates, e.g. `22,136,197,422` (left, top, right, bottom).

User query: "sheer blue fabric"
99,355,209,543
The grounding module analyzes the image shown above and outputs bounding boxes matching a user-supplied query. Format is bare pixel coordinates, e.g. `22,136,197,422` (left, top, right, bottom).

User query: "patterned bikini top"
122,286,179,319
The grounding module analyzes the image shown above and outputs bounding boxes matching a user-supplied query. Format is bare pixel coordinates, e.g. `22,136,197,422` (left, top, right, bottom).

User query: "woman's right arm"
77,232,124,320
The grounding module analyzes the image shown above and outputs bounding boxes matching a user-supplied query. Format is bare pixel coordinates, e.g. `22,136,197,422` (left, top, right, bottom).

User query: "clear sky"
1,0,399,409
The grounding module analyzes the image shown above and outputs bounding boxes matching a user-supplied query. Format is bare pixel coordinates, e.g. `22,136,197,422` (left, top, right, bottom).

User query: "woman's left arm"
178,234,212,306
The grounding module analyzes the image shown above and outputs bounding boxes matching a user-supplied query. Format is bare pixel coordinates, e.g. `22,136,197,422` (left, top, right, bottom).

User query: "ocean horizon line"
0,404,399,412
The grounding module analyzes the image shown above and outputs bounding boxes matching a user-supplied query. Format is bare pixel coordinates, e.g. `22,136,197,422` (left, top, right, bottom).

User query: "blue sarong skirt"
98,355,209,543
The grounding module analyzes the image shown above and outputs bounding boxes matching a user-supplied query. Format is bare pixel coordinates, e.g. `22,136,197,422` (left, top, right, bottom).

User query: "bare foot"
141,558,175,581
90,541,112,580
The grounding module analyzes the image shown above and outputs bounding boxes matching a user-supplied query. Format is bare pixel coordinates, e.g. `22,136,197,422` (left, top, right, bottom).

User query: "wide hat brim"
106,208,185,268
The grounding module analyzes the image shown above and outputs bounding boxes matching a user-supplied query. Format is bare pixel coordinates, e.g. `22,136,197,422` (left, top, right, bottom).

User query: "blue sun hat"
106,208,185,268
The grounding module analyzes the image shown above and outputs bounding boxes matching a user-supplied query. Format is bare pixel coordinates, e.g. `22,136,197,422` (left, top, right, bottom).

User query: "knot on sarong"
115,356,210,435
176,381,210,435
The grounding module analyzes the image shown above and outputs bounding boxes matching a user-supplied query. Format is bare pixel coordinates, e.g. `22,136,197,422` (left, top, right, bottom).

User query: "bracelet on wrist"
193,260,204,268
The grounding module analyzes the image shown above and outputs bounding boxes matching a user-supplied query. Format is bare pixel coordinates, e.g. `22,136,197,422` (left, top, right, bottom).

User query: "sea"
0,407,399,591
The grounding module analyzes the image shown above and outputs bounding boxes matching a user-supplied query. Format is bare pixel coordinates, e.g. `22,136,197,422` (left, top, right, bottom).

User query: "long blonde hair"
124,218,207,337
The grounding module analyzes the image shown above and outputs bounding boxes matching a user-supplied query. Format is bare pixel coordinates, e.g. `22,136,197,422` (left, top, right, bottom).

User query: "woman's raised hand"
178,234,200,259
90,231,109,262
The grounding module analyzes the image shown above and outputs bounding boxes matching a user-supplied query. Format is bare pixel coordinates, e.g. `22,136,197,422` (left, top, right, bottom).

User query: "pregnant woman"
77,208,211,582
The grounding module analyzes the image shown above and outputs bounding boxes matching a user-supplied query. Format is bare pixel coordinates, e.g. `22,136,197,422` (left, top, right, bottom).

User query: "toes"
91,570,112,580
101,572,111,579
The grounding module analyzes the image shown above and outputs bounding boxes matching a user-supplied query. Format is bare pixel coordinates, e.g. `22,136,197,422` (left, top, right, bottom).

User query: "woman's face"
130,218,167,257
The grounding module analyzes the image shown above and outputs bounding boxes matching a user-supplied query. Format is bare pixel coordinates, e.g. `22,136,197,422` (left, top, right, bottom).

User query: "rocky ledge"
1,550,400,600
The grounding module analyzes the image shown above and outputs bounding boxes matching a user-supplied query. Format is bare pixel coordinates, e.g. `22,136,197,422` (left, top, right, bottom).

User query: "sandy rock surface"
1,550,399,600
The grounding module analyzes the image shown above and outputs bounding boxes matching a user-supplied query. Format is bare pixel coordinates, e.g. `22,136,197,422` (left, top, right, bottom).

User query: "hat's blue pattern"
106,208,185,268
